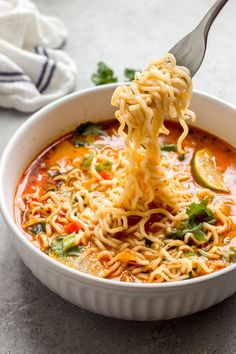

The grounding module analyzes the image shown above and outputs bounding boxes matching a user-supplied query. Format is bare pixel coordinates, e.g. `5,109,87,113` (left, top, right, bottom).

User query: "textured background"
1,0,236,353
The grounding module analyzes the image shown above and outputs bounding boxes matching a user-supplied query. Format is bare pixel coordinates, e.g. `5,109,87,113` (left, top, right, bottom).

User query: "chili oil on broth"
14,120,236,282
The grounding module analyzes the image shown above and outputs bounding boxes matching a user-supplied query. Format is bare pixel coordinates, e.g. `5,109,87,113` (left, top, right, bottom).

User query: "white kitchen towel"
0,0,77,112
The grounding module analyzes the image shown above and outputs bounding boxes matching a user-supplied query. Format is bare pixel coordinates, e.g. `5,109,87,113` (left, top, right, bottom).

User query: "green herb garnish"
73,122,106,147
82,153,94,168
178,154,186,161
76,122,106,137
51,236,64,257
30,222,46,235
168,226,207,241
167,198,216,243
73,135,87,147
160,143,177,152
95,160,112,172
63,232,78,252
223,246,236,263
51,233,84,258
124,68,139,81
183,252,195,257
145,238,153,247
66,246,84,257
186,198,216,225
91,62,117,86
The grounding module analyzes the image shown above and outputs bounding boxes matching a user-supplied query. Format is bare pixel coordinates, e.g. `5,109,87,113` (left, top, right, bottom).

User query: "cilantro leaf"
168,225,206,241
167,198,215,243
73,122,106,147
66,246,84,257
75,122,106,137
186,198,209,218
73,122,106,137
186,198,216,226
91,62,117,86
73,136,87,147
30,222,46,235
190,225,207,241
168,229,186,240
124,68,139,81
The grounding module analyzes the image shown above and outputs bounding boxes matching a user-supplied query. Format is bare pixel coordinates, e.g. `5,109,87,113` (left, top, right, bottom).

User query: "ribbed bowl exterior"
15,236,236,320
1,86,236,321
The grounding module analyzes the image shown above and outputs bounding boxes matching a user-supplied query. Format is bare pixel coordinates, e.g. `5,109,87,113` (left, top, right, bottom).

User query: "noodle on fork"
112,53,195,210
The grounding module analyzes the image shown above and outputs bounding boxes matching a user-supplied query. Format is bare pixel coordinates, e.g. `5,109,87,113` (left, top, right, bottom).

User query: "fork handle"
198,0,229,37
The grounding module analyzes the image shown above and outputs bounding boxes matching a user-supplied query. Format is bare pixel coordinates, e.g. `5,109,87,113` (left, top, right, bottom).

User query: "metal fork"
169,0,229,77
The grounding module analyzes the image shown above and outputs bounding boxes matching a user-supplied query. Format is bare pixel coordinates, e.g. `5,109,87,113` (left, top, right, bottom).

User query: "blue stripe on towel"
39,63,56,93
34,46,39,54
35,46,56,93
43,48,49,58
0,79,31,83
36,59,49,89
35,46,49,58
0,71,24,76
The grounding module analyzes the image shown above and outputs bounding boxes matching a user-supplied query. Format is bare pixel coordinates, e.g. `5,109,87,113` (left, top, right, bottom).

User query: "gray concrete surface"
1,0,236,353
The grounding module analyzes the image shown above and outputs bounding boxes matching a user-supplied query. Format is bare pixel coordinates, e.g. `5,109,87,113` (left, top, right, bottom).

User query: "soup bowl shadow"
0,83,236,321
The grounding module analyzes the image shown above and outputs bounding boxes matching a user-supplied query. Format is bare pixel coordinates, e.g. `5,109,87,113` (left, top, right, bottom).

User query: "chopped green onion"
51,236,64,257
183,252,195,257
82,153,94,168
223,246,236,263
63,232,77,252
95,160,112,172
160,143,177,152
51,233,84,258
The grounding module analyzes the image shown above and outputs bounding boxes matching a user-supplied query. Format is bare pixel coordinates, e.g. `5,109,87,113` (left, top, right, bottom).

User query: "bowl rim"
1,83,236,290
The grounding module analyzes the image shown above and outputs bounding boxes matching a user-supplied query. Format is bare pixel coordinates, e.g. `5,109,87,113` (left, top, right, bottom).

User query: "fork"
169,0,229,77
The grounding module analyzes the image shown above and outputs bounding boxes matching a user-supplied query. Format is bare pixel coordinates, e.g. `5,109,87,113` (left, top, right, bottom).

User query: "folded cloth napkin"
0,0,77,112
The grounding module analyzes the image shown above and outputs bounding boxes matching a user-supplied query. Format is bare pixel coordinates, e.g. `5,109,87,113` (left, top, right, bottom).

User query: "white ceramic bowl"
1,84,236,321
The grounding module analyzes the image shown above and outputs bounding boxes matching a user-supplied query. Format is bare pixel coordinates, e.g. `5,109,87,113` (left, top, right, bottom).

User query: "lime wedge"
192,148,229,192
